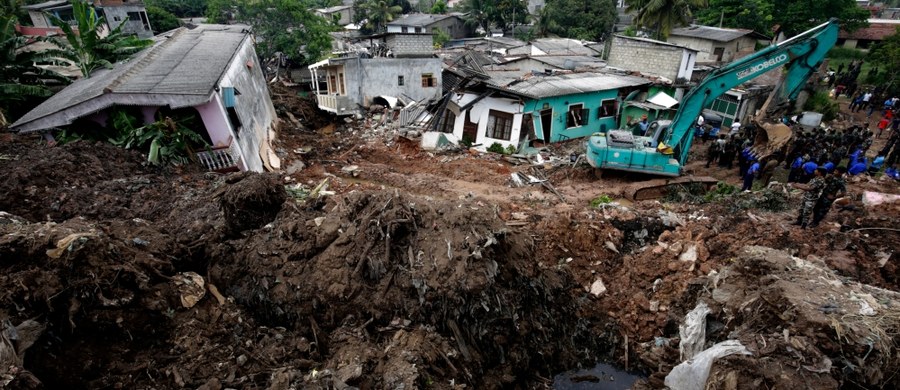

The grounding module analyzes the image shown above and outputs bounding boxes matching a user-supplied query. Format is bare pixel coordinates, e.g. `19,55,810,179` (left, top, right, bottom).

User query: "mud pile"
0,139,605,388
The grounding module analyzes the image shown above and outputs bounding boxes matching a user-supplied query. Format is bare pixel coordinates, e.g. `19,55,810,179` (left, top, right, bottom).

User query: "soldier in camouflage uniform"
810,166,848,227
790,167,827,228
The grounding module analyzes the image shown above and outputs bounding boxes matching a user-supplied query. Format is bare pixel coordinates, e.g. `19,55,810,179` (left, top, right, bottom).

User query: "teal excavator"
586,19,840,181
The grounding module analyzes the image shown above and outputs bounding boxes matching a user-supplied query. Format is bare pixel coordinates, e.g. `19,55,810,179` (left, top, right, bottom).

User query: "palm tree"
361,0,402,33
0,16,70,126
626,0,706,40
459,0,493,35
47,0,151,78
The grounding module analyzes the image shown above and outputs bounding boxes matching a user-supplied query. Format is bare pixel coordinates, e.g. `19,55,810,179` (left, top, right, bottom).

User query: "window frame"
486,110,514,141
566,103,588,128
421,73,436,88
398,75,404,86
597,99,617,119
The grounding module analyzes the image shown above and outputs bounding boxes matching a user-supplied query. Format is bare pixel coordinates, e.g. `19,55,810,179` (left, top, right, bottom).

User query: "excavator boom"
586,19,840,178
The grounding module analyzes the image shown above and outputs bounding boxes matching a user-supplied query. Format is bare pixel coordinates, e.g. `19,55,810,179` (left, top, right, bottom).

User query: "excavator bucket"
624,176,719,201
751,122,794,160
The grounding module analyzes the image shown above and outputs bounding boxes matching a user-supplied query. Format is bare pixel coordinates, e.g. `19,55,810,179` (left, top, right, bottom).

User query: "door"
463,110,478,144
520,113,534,145
540,109,553,143
713,47,725,62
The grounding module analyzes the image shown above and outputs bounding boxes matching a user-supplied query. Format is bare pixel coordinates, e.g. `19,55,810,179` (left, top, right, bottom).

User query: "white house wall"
449,94,524,151
217,37,278,173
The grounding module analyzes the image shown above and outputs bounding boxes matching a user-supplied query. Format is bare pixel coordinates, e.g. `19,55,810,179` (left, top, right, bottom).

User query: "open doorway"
540,109,553,143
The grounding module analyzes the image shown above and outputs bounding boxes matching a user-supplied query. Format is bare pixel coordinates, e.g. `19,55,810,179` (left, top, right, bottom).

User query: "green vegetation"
358,0,403,33
207,0,334,64
146,6,182,34
59,108,208,166
625,0,706,40
429,0,447,14
145,0,207,18
48,0,152,78
433,28,450,48
695,0,867,36
662,181,788,212
0,16,69,126
803,91,840,122
867,26,900,88
590,194,613,207
487,142,507,154
539,0,616,41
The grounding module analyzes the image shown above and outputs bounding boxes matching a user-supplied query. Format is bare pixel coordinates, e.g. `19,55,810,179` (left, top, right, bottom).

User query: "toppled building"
12,24,279,172
21,0,154,38
668,25,770,64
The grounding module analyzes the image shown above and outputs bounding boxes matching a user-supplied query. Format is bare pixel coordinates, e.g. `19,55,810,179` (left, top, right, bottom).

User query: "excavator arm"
663,19,840,166
586,19,839,177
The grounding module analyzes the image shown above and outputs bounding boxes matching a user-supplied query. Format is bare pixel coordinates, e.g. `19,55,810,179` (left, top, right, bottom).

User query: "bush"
827,47,866,60
803,91,840,122
590,194,613,207
487,142,507,154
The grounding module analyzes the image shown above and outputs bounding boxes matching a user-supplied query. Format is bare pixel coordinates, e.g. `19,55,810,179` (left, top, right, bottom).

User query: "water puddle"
553,363,644,390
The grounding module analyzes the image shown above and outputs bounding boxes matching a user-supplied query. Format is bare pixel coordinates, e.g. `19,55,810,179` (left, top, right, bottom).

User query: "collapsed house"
11,24,280,172
308,33,443,116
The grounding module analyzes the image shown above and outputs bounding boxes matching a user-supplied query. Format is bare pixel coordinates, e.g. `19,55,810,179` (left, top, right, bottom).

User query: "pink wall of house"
195,94,235,148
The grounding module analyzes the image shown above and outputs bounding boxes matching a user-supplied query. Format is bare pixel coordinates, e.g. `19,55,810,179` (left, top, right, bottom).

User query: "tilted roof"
669,25,757,42
387,13,462,27
13,24,250,133
22,0,68,10
504,71,650,98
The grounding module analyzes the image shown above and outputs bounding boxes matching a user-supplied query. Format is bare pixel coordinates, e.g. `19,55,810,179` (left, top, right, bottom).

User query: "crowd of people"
694,93,900,228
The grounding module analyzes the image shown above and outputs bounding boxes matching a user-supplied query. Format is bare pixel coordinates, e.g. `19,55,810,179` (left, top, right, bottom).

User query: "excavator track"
624,176,719,201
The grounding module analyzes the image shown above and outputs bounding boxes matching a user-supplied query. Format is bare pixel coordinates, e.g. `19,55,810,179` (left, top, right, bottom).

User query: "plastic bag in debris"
664,340,751,390
679,301,711,360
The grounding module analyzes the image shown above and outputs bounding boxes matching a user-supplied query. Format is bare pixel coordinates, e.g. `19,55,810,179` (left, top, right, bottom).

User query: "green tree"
146,5,182,34
205,0,235,24
541,0,617,41
626,0,707,40
775,0,868,36
236,0,334,64
0,0,28,25
868,26,900,87
0,16,69,125
145,0,208,18
48,0,152,78
694,0,773,34
459,0,493,34
696,0,868,37
360,0,402,33
490,0,527,32
430,0,447,14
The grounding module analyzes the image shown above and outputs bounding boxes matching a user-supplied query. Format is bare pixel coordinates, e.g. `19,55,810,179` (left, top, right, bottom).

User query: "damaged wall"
449,94,524,150
607,36,696,81
523,89,619,142
340,57,443,108
216,37,278,172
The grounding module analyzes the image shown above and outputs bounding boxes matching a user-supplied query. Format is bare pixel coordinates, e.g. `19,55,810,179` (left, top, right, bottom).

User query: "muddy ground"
1,90,899,389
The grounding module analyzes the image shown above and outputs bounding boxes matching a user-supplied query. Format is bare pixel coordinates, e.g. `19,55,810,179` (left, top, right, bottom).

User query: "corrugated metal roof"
613,35,696,51
507,38,595,56
518,55,606,70
504,72,650,98
669,25,753,42
23,0,67,10
13,24,250,132
316,5,352,13
387,13,459,27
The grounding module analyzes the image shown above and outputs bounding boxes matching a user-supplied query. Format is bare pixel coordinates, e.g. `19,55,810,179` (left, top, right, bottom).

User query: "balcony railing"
315,94,354,115
196,139,242,172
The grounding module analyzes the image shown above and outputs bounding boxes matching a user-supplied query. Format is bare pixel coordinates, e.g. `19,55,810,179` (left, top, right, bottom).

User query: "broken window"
421,73,435,88
486,110,513,140
566,104,588,128
398,75,404,86
140,11,150,31
598,99,617,118
227,107,243,137
127,12,141,21
439,109,456,134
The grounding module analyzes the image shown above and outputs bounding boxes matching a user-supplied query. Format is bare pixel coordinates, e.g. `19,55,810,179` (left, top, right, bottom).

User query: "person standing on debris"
742,158,760,192
810,166,847,228
730,120,741,135
791,167,827,228
695,115,705,139
862,90,874,111
705,137,720,168
788,154,805,182
800,158,818,183
759,157,779,187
